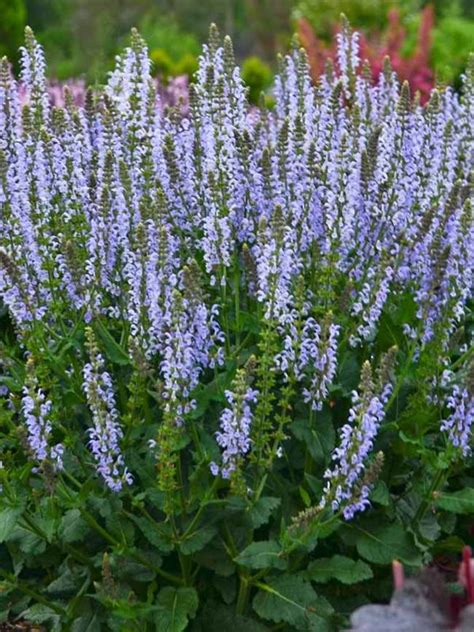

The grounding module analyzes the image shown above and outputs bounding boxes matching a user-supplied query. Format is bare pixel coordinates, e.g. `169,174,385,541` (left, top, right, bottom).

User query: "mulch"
0,624,43,631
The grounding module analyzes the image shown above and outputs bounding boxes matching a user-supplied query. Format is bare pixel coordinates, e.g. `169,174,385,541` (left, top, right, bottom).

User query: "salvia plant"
0,20,473,632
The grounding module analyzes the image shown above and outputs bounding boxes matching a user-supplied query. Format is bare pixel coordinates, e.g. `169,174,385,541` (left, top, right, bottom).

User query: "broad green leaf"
129,515,173,553
71,613,102,632
114,558,156,583
9,526,46,555
248,496,281,529
19,604,61,629
194,541,234,577
105,514,135,545
253,574,333,631
291,410,335,466
338,352,360,394
236,540,287,570
306,555,373,584
190,370,237,419
370,481,390,506
59,509,90,544
353,523,421,566
435,488,474,514
154,587,198,632
37,497,60,543
46,567,84,594
0,506,23,543
195,603,269,631
179,525,217,555
94,320,130,366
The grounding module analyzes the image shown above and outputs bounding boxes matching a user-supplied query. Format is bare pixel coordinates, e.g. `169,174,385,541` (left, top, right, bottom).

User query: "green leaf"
306,555,373,585
236,540,287,570
19,604,61,629
194,541,234,577
46,567,85,595
195,603,269,631
59,509,90,544
179,526,217,555
253,575,333,631
370,481,390,506
291,410,335,466
0,506,23,543
94,320,130,366
435,488,474,514
154,587,198,632
129,515,174,553
9,526,46,555
190,369,236,417
338,352,360,394
353,522,421,566
71,613,102,632
299,486,312,508
248,496,281,529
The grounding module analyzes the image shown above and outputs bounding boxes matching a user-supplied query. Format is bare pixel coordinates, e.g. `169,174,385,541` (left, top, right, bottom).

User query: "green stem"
385,341,418,415
235,573,250,616
0,569,66,615
78,506,183,585
181,478,220,539
413,467,447,527
234,255,241,349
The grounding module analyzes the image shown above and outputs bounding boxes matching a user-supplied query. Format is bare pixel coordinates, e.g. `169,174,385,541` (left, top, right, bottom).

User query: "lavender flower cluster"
17,74,189,111
0,24,472,515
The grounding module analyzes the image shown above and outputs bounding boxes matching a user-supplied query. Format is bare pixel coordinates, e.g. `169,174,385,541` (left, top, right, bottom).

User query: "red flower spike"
461,546,474,605
392,559,405,591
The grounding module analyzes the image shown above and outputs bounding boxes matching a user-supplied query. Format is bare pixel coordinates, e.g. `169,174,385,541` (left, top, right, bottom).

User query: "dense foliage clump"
0,22,473,631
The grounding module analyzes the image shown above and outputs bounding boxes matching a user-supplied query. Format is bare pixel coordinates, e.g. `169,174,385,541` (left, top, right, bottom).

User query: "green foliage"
435,488,474,514
306,555,373,584
155,587,199,632
241,56,273,104
141,13,200,79
235,541,287,570
293,0,420,40
0,0,26,61
0,19,473,632
252,574,333,630
432,15,474,84
344,519,422,566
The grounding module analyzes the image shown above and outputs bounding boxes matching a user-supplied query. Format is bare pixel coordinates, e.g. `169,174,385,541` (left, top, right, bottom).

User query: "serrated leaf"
236,540,287,570
253,575,333,631
179,526,216,555
435,488,474,514
71,613,102,632
154,587,198,632
129,515,174,553
46,567,85,595
0,506,23,543
306,555,373,585
248,496,281,529
353,522,421,566
196,602,269,631
59,509,90,544
9,526,46,555
194,540,234,577
19,604,61,627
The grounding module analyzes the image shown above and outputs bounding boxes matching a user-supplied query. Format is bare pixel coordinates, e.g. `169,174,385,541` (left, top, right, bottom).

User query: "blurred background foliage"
0,0,471,100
